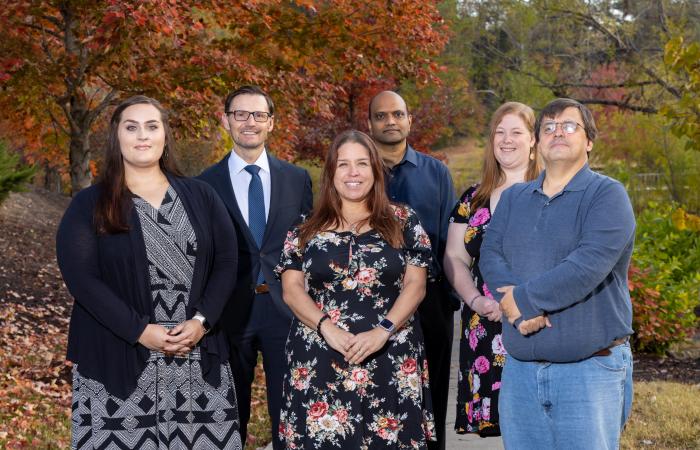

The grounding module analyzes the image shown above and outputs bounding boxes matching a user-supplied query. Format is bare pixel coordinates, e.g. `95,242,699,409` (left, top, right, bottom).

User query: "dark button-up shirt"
480,164,635,362
386,145,456,277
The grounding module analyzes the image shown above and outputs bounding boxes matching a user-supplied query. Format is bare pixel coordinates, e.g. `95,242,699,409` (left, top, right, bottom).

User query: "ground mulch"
633,352,700,384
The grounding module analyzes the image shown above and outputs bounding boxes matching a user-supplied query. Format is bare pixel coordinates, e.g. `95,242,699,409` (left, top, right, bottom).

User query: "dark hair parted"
224,85,274,115
94,95,183,234
535,98,598,144
297,130,404,249
471,102,541,211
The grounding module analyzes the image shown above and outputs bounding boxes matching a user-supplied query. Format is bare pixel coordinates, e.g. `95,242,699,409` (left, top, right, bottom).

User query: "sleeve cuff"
513,284,540,320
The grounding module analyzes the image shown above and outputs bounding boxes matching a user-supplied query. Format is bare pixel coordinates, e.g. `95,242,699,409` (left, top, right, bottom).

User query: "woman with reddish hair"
276,130,435,448
443,102,540,437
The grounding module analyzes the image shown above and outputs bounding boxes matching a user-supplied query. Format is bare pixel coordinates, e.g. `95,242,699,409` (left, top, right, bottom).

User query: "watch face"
379,319,394,330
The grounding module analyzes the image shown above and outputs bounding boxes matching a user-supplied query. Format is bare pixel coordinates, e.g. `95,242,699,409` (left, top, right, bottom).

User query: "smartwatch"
376,318,395,334
193,312,211,334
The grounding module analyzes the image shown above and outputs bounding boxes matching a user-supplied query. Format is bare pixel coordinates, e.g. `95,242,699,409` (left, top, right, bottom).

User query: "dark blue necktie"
245,165,266,284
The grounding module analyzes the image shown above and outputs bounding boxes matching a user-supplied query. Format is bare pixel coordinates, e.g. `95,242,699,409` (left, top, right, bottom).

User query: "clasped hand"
470,295,502,322
496,285,552,336
319,321,390,365
138,319,206,356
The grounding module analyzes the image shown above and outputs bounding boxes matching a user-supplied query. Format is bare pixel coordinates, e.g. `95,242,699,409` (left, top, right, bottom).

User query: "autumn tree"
450,0,700,113
0,0,448,194
662,33,700,150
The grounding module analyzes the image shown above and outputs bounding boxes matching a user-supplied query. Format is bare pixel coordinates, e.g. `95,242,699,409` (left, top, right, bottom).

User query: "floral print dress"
275,206,436,449
450,185,505,437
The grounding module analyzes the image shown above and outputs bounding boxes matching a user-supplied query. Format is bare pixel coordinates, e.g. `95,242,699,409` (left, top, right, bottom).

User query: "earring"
529,150,535,161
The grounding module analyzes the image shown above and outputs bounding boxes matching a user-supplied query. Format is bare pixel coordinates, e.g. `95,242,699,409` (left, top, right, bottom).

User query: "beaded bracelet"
316,314,330,335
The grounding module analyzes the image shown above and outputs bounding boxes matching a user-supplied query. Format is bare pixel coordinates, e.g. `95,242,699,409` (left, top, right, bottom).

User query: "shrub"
629,203,700,353
0,141,36,204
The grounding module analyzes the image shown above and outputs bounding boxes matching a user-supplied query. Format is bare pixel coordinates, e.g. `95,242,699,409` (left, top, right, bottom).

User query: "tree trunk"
43,163,63,193
69,131,92,194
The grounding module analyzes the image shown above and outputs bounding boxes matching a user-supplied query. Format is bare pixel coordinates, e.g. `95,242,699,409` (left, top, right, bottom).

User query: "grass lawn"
621,381,700,449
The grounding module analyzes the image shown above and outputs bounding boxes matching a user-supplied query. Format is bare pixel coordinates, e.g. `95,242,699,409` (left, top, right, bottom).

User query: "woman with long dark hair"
276,130,435,448
57,95,242,449
443,102,540,437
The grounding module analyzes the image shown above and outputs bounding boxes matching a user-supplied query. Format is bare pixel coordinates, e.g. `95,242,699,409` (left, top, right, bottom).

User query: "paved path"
263,309,504,450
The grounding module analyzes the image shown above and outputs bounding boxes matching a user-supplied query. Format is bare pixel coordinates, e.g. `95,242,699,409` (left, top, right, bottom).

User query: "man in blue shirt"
480,98,635,449
368,91,457,450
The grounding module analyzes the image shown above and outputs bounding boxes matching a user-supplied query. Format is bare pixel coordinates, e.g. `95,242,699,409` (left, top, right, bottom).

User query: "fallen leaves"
0,192,72,447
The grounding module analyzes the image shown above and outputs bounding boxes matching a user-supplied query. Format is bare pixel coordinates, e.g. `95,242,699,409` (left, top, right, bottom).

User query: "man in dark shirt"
480,98,635,449
368,90,457,450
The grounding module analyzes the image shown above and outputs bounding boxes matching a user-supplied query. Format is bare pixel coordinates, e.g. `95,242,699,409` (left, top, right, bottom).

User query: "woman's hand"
137,324,172,352
472,296,502,322
468,295,501,322
319,321,354,358
164,319,206,356
345,328,391,365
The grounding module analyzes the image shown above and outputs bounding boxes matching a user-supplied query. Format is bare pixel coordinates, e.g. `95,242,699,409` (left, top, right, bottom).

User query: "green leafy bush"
629,203,700,353
0,141,35,204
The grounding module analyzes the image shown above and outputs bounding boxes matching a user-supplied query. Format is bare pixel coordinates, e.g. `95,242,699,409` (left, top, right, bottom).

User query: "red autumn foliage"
0,0,449,193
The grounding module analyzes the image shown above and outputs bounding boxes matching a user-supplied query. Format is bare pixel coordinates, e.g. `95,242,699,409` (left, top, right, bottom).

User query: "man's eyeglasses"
541,120,584,135
226,110,272,122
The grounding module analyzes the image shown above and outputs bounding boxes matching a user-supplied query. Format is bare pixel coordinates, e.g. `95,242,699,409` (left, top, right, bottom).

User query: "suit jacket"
198,152,313,333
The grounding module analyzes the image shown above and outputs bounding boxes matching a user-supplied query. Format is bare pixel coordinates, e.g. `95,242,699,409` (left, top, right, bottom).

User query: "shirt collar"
533,163,593,193
229,148,270,175
395,144,418,168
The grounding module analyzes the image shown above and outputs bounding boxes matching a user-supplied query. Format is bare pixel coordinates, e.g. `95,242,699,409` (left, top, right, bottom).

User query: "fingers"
346,335,371,364
165,330,190,344
517,316,551,335
169,323,185,335
545,316,552,327
166,321,203,344
345,340,366,364
163,343,191,354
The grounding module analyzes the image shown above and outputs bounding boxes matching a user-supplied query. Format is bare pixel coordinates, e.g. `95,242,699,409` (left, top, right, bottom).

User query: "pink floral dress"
449,185,505,437
275,206,436,449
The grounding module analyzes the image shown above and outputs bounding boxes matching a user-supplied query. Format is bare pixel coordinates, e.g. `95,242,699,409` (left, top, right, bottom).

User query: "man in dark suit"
199,85,313,449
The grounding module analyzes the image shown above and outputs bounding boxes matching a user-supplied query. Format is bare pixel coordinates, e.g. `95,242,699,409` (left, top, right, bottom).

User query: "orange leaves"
1,0,449,189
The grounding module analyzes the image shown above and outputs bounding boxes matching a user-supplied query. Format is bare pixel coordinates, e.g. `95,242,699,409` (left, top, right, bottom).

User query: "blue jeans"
499,343,633,450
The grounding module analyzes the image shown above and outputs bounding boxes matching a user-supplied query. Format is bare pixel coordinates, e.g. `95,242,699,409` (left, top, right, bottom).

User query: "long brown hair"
94,95,183,234
471,102,540,211
298,130,403,248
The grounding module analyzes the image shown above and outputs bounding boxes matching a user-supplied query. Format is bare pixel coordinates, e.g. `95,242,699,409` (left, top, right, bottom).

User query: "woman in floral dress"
443,102,540,437
276,130,435,449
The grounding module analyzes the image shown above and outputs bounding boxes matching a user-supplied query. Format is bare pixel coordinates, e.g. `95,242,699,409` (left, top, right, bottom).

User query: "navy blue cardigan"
56,176,238,399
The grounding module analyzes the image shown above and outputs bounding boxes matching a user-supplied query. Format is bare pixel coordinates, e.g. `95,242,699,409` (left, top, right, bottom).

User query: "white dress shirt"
227,149,271,224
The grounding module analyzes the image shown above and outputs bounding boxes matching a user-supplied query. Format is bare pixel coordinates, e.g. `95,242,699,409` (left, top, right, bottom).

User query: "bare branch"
86,89,118,125
574,98,658,114
38,13,62,28
47,107,69,136
17,22,62,39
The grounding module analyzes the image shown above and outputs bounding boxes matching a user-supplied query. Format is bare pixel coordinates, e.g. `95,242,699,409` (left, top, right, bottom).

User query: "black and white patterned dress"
71,186,242,450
